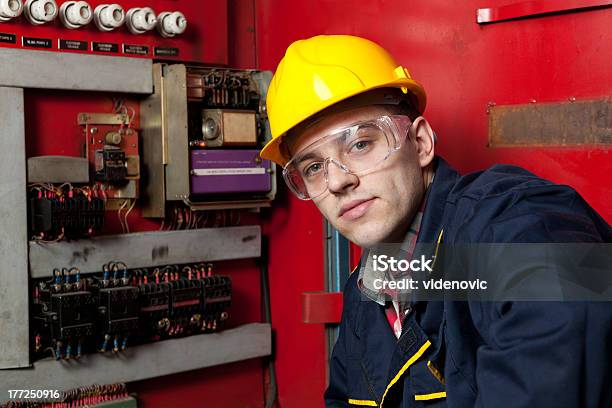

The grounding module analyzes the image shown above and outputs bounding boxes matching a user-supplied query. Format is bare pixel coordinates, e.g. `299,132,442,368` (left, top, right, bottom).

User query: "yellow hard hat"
260,35,427,166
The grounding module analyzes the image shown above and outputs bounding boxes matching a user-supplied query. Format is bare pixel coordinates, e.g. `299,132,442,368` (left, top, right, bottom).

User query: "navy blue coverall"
324,157,612,407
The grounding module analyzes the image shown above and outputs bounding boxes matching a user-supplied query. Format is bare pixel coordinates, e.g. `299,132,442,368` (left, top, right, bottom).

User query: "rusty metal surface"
140,64,166,218
488,98,612,146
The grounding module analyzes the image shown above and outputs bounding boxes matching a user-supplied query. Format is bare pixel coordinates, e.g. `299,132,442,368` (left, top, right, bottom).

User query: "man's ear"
409,116,435,168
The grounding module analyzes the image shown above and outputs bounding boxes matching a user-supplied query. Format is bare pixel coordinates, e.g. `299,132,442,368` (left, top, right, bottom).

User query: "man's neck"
423,163,434,190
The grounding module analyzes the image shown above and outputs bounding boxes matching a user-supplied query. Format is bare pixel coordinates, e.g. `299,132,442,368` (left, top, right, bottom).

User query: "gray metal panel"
0,87,30,369
93,397,138,408
29,226,261,278
184,198,271,211
163,64,190,200
27,156,90,183
252,70,274,142
251,70,278,205
0,48,152,94
140,63,166,218
0,323,271,402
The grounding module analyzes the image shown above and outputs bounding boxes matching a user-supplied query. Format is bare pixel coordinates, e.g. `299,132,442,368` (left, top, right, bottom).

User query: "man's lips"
338,198,376,220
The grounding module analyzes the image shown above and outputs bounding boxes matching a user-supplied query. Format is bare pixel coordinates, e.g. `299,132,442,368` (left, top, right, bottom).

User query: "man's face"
288,105,435,248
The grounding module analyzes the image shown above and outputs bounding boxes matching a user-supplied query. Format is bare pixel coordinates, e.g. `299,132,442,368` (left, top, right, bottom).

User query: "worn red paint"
256,1,611,407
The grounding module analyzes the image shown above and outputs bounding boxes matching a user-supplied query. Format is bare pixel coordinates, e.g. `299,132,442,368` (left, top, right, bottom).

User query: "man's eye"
303,162,323,177
349,140,371,152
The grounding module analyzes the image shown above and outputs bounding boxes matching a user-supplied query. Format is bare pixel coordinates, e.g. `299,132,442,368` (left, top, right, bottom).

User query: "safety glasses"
283,115,412,200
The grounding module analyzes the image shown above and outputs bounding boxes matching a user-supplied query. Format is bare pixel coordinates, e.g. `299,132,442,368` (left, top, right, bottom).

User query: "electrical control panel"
32,262,232,361
186,68,263,147
185,67,275,203
80,110,140,201
141,64,276,216
0,1,270,396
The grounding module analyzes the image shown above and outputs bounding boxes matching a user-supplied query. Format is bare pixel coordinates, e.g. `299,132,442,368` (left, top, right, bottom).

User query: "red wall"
17,1,612,407
255,0,612,407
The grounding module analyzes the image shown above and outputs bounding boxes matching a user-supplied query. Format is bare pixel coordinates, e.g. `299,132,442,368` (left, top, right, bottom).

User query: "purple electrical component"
190,149,272,194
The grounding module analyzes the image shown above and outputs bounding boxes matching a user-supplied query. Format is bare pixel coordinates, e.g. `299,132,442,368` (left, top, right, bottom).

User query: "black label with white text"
23,37,52,48
92,42,119,53
154,47,179,57
59,39,88,51
0,32,16,44
123,44,149,56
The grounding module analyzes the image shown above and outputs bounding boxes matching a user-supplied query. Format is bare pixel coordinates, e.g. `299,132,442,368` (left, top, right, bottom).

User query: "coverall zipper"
360,359,380,405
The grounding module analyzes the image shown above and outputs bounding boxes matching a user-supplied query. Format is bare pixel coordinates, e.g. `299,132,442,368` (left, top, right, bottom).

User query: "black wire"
260,236,277,408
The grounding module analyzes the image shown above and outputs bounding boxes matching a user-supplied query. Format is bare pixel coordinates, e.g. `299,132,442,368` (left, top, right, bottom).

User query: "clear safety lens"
283,115,411,200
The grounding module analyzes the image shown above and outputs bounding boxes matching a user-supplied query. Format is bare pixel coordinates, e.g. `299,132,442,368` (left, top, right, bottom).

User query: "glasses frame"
282,115,412,200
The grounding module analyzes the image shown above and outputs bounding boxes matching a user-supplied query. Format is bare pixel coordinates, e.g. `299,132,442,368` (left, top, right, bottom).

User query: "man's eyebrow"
294,151,319,164
293,129,352,164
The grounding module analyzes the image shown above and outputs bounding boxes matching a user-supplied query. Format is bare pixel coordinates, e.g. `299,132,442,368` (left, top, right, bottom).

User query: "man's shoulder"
440,163,610,242
448,163,561,203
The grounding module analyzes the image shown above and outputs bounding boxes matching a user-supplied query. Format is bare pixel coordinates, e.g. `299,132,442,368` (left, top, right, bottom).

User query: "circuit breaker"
31,262,233,361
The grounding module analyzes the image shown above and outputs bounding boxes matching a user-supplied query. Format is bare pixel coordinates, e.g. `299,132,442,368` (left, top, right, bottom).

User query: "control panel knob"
24,0,58,25
0,0,23,22
59,1,92,29
202,118,220,141
93,3,124,32
156,11,187,38
105,131,122,145
125,7,156,34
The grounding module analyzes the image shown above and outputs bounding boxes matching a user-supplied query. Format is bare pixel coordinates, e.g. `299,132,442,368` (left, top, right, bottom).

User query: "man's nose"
325,159,358,194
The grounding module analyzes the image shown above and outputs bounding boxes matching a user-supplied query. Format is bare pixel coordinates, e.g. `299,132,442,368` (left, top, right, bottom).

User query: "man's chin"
342,228,389,249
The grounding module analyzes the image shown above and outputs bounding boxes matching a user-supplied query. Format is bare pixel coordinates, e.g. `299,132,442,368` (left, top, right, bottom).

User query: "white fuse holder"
125,7,156,34
24,0,57,25
0,0,24,22
93,3,124,31
156,11,187,38
59,1,92,29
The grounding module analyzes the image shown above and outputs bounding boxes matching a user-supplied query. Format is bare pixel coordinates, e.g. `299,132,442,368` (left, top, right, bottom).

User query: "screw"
90,127,98,134
569,97,576,103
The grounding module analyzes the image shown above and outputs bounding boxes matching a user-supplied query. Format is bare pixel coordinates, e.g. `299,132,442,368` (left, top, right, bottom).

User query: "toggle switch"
156,11,187,38
24,0,57,25
59,1,92,29
0,0,23,22
125,7,156,34
93,3,124,31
